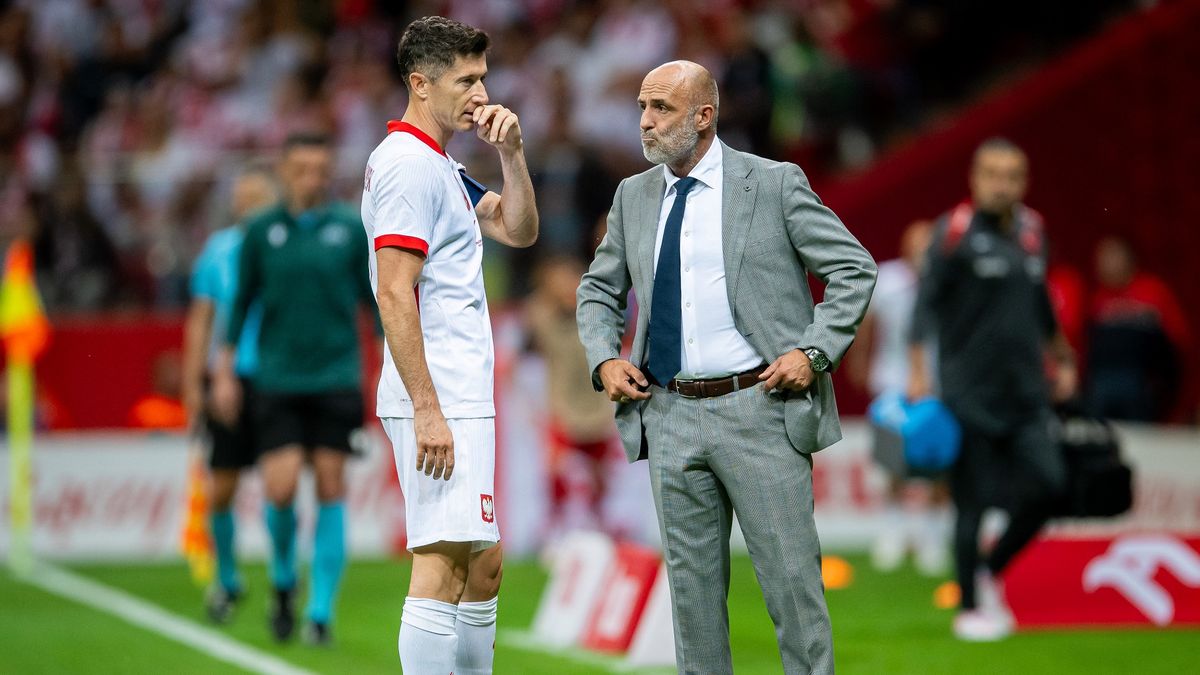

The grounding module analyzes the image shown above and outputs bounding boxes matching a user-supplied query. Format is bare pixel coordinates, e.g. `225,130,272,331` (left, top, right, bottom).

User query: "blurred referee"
181,164,276,623
213,133,382,645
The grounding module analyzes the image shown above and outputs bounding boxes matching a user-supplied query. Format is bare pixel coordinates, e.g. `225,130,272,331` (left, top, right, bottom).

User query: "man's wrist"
497,143,525,161
413,400,443,417
801,347,831,373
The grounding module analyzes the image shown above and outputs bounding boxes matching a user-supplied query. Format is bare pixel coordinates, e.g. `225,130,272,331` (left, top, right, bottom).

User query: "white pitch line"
21,564,316,675
497,629,675,674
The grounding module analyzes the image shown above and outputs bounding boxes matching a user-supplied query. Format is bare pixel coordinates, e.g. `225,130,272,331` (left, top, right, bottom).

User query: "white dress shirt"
652,139,764,379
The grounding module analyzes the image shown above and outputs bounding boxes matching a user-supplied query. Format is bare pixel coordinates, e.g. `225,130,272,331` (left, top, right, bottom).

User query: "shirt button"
684,266,690,272
684,231,690,237
688,338,694,345
685,301,691,308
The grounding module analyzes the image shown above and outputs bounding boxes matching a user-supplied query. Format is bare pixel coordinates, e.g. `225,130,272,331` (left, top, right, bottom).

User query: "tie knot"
673,176,699,197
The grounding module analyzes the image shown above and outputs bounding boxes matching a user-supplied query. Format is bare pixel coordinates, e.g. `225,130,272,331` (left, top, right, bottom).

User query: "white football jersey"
362,121,494,419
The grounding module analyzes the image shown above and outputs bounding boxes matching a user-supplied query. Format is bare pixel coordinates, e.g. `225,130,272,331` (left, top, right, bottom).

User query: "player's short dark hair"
396,16,490,90
282,132,332,154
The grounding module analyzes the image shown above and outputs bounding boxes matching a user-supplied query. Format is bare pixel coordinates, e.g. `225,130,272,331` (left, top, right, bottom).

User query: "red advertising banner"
1005,535,1200,628
580,543,662,653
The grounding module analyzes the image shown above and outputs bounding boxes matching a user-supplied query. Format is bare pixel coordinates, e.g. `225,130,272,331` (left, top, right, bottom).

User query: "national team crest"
481,494,495,524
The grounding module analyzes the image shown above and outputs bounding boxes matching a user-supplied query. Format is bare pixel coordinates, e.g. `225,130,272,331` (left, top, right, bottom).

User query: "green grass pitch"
1,554,1196,673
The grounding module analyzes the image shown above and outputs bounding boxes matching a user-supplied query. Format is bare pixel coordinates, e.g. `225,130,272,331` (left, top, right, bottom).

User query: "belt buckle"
674,378,702,399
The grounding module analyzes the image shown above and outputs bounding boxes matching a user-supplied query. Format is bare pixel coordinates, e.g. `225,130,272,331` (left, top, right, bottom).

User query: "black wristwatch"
803,348,830,373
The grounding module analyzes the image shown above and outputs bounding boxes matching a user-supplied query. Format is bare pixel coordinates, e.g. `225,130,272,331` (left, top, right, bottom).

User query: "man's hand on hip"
599,359,651,404
760,349,814,393
415,409,455,481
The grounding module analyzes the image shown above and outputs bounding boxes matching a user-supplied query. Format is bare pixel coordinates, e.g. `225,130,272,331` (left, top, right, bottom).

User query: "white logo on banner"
530,532,616,647
1082,534,1200,625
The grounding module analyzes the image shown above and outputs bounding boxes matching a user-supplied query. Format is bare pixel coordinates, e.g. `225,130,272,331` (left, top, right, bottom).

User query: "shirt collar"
387,120,446,157
662,138,722,194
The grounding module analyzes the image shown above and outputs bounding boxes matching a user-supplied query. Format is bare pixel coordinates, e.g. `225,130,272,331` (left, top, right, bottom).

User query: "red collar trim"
387,120,446,157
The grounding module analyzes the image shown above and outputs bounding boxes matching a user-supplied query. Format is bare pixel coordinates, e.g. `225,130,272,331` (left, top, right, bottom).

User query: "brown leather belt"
667,365,768,399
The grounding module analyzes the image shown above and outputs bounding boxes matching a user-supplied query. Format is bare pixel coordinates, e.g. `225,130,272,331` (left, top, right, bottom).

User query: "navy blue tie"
647,176,699,386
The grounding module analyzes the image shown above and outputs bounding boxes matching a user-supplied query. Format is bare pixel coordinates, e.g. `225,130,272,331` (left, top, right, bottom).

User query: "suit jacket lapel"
722,144,757,304
635,170,666,305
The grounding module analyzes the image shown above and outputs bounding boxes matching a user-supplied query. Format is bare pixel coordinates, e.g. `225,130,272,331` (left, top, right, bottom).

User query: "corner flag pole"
7,354,34,576
2,238,51,577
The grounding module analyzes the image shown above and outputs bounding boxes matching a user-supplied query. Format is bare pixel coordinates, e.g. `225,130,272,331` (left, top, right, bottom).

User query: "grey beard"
642,123,699,166
642,143,674,165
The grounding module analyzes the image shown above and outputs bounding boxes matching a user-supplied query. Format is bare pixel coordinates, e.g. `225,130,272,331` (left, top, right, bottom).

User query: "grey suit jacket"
577,142,878,462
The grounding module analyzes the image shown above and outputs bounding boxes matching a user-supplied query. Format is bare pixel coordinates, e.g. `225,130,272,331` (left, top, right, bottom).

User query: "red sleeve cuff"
375,234,429,256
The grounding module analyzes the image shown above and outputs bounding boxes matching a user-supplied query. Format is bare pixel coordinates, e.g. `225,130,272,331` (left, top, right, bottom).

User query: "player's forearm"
1048,331,1075,366
181,302,213,412
908,344,928,378
378,286,442,415
496,148,538,247
215,345,237,381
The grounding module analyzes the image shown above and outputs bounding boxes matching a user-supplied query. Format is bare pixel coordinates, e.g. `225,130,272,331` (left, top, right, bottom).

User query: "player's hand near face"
415,409,455,480
473,104,522,151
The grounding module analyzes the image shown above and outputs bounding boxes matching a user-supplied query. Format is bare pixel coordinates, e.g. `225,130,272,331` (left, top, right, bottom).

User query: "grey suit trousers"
643,381,833,674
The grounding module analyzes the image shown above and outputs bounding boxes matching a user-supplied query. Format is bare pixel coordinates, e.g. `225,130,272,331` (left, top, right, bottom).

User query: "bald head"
638,61,720,172
645,60,720,123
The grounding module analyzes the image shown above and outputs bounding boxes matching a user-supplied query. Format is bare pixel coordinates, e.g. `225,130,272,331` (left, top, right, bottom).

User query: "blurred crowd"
6,0,1190,427
0,0,1143,313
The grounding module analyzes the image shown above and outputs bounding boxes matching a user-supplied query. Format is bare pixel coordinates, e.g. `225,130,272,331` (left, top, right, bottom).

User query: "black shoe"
205,586,242,624
303,620,332,647
269,587,296,642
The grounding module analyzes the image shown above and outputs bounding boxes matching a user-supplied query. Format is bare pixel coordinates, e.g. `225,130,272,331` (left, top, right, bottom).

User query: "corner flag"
1,238,50,576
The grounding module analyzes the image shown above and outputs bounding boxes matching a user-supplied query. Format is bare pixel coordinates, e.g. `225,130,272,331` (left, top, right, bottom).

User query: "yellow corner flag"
180,438,215,586
1,238,51,576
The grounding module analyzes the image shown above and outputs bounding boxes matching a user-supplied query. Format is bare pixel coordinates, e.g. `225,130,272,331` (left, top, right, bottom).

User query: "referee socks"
399,597,458,673
306,501,346,625
210,509,241,594
264,503,297,591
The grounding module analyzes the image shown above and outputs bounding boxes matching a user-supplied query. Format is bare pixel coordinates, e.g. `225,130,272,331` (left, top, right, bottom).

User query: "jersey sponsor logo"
320,223,349,247
267,222,288,248
973,256,1010,278
364,164,373,192
481,494,495,523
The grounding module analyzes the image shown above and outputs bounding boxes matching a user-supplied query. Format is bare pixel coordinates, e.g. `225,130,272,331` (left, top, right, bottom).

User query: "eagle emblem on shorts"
481,494,495,524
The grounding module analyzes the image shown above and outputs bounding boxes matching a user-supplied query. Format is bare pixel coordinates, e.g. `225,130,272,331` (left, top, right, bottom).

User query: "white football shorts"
382,416,499,552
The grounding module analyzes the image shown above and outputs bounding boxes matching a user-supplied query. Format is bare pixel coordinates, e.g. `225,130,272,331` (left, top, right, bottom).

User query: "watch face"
807,349,829,372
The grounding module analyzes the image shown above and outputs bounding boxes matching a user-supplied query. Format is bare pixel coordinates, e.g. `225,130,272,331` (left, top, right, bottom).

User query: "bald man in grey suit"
577,61,877,673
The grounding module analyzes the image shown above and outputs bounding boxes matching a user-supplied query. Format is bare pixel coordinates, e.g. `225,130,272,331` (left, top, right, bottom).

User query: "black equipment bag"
1055,404,1134,518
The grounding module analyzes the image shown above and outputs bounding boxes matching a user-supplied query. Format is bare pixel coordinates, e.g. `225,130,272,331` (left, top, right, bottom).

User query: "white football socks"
399,597,457,674
455,597,498,675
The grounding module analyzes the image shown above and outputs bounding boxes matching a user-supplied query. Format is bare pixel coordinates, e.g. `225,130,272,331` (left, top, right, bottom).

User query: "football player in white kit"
360,16,537,675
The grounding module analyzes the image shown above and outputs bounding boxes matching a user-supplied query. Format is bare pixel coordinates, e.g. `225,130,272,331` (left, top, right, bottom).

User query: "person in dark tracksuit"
908,138,1077,642
212,133,382,646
